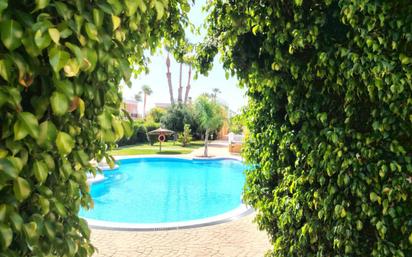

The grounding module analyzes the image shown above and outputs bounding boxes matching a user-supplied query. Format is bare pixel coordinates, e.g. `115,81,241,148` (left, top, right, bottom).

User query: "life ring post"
158,133,166,152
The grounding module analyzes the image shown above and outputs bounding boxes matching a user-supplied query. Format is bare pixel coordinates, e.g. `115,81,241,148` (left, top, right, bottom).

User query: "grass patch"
110,140,204,156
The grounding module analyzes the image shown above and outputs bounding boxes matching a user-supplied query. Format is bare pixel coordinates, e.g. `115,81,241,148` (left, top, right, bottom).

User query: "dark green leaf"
50,91,69,116
32,160,48,183
9,212,23,232
34,30,51,50
14,112,39,140
0,204,5,221
48,47,70,73
37,121,57,147
0,59,10,81
23,222,37,240
13,177,31,201
0,224,12,249
85,23,99,41
0,0,7,16
0,19,23,51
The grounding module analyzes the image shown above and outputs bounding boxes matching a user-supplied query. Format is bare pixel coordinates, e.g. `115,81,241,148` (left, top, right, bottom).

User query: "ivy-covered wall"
201,0,412,256
0,1,189,256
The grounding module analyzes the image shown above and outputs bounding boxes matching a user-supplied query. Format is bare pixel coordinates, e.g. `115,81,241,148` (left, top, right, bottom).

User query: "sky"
122,0,247,113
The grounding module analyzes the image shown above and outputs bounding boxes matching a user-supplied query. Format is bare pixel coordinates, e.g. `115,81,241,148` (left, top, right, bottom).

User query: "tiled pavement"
91,214,271,257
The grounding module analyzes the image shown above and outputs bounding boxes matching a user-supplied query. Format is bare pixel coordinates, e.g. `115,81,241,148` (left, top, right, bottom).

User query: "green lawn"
110,140,204,155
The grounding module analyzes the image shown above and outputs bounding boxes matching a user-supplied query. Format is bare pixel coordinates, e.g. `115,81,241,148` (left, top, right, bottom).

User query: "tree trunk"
184,66,192,104
178,62,183,103
143,93,147,119
166,54,175,105
204,129,209,157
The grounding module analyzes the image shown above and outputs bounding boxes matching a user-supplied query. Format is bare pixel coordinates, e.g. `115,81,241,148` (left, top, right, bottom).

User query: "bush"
116,120,162,146
178,124,192,146
116,121,147,147
229,114,244,134
203,0,412,256
143,121,160,145
147,107,167,123
161,104,198,134
0,1,189,256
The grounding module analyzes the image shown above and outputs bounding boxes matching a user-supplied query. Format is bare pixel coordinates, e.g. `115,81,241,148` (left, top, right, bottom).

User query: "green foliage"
141,84,153,95
229,114,244,134
116,121,148,147
194,95,224,156
144,120,160,145
179,124,192,147
116,120,161,147
194,95,224,134
161,104,198,133
0,1,189,256
202,0,412,256
147,107,167,123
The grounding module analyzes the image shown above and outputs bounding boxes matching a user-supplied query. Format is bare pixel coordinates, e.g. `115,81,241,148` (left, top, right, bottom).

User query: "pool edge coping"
85,155,251,231
85,204,254,231
113,154,243,162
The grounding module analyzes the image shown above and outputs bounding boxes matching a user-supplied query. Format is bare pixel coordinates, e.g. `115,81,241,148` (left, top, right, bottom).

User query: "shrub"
143,120,160,145
229,114,244,134
0,1,189,256
147,107,167,123
178,124,192,146
116,121,147,147
202,0,412,256
161,104,198,134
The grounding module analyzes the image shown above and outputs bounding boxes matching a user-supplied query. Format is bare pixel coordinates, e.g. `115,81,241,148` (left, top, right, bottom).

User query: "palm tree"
178,62,183,103
195,95,224,157
184,65,192,104
211,88,221,101
141,85,153,119
165,54,175,105
134,91,142,118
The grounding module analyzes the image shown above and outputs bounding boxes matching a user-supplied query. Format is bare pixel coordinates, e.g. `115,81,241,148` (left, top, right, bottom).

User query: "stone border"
113,155,243,162
83,155,252,231
85,204,253,231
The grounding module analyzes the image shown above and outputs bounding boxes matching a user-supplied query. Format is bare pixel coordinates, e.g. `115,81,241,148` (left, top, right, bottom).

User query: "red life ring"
158,134,166,142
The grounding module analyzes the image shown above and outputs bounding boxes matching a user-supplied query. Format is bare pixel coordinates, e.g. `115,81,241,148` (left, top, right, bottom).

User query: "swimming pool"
80,157,248,229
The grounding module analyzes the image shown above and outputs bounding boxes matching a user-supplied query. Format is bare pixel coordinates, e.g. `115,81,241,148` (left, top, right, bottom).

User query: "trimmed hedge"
202,0,412,256
0,1,188,256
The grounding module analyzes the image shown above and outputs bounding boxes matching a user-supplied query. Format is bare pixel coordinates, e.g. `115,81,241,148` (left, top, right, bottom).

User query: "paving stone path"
91,214,271,257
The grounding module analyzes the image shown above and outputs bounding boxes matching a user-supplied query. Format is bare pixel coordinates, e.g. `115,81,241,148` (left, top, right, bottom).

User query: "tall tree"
142,85,153,119
178,62,183,103
165,54,175,105
134,91,142,118
184,65,192,104
195,95,224,157
211,88,221,101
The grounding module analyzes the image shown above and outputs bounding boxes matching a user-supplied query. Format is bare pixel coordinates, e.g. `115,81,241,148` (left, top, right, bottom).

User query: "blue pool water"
79,158,245,223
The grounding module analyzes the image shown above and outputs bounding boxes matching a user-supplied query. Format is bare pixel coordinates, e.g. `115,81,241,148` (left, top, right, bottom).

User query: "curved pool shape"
80,157,248,229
